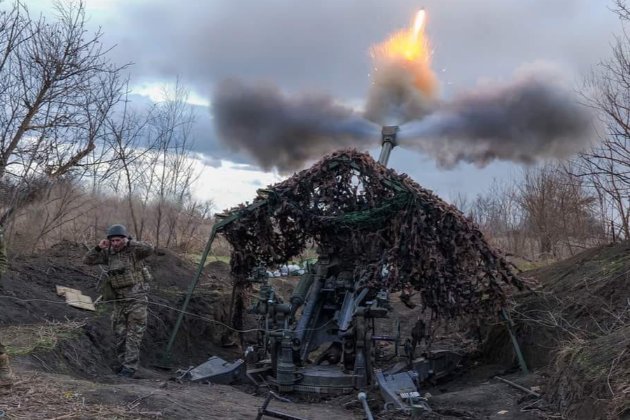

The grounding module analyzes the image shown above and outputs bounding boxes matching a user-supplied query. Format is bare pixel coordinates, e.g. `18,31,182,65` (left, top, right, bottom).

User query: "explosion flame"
371,9,435,96
364,9,438,124
213,8,596,171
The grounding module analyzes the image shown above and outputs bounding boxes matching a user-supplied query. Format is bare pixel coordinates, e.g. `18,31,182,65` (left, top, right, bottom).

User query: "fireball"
370,9,437,98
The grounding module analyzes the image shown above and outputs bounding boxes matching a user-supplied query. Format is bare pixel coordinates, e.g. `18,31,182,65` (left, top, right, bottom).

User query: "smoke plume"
213,79,379,172
364,59,437,125
397,66,596,167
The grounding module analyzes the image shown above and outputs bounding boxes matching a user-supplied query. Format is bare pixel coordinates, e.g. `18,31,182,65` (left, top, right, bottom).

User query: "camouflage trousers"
112,297,148,371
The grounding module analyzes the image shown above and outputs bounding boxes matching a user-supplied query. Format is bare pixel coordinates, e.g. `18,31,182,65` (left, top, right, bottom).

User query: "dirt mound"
0,240,237,378
1,242,98,325
151,251,232,291
0,242,561,419
206,260,232,286
522,241,630,333
485,240,630,419
548,325,630,419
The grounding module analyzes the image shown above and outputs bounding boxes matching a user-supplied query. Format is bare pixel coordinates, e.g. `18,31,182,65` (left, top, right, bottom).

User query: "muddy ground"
2,240,625,419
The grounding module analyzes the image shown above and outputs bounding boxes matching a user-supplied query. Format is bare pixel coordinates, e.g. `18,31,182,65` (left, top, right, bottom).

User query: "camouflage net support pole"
162,211,251,364
502,308,529,374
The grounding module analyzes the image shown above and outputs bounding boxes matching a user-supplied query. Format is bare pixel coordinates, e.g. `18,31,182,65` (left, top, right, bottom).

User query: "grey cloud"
81,0,616,176
195,153,223,168
98,0,615,100
212,79,379,172
397,64,597,167
186,104,250,165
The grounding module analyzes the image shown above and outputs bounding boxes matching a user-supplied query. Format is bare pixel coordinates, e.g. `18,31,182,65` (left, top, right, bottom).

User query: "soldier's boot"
0,353,13,390
117,366,135,378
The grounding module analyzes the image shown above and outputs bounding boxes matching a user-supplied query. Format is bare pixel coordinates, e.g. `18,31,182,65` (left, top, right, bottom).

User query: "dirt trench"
0,242,359,419
0,241,559,419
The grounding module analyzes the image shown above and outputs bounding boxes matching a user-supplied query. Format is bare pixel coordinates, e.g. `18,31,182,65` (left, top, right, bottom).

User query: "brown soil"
0,240,583,419
485,241,630,419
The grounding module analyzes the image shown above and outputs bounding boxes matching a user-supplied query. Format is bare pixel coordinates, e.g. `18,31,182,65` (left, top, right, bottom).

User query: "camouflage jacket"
83,241,154,299
0,230,7,276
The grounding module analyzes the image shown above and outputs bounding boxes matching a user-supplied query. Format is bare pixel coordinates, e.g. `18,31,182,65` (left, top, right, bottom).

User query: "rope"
0,294,336,335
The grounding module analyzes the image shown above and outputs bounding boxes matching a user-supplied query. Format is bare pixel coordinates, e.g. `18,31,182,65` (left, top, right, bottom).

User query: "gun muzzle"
378,126,399,167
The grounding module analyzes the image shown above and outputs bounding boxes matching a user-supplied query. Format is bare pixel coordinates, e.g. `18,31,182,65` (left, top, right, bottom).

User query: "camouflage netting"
220,149,522,320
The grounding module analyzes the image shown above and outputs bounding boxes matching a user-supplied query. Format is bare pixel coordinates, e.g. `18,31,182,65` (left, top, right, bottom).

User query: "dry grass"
0,321,86,356
0,373,161,419
493,241,630,418
4,179,214,256
548,324,630,419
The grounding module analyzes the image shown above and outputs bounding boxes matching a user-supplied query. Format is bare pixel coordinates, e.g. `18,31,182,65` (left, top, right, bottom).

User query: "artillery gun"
168,126,464,417
242,126,461,415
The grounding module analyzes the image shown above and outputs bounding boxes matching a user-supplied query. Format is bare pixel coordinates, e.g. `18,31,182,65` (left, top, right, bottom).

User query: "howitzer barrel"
377,126,399,167
290,272,314,307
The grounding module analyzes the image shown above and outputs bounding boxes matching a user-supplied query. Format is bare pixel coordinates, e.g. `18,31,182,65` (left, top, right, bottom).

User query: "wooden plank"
57,285,97,311
55,285,80,296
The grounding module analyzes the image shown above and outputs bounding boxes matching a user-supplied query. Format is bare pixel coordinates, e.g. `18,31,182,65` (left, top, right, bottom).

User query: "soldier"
84,224,154,378
0,227,13,390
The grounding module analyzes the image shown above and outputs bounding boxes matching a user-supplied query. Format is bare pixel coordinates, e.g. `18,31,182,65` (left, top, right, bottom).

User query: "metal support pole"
162,224,220,364
162,199,268,364
358,392,374,420
502,308,529,374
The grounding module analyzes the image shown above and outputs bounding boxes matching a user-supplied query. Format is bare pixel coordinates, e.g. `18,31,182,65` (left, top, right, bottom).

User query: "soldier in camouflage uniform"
0,228,13,390
83,224,154,378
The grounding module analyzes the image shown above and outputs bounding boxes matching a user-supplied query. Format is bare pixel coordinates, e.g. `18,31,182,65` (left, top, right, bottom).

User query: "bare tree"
102,79,203,247
105,87,156,240
0,2,214,251
0,1,126,182
467,178,524,254
27,176,92,250
145,81,199,249
177,198,214,250
517,164,601,258
578,0,630,239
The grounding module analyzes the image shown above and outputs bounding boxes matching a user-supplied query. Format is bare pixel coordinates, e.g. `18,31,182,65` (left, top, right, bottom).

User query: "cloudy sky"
31,0,622,210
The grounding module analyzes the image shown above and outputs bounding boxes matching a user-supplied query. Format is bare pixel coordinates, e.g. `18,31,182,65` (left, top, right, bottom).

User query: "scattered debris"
55,286,96,311
494,376,541,398
186,356,245,384
255,391,308,420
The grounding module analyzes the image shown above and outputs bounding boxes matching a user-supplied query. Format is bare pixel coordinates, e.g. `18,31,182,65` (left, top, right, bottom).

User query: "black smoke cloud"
397,66,596,167
213,79,379,172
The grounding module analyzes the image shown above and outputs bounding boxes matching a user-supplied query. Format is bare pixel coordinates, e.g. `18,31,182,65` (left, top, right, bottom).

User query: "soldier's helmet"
106,224,128,239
